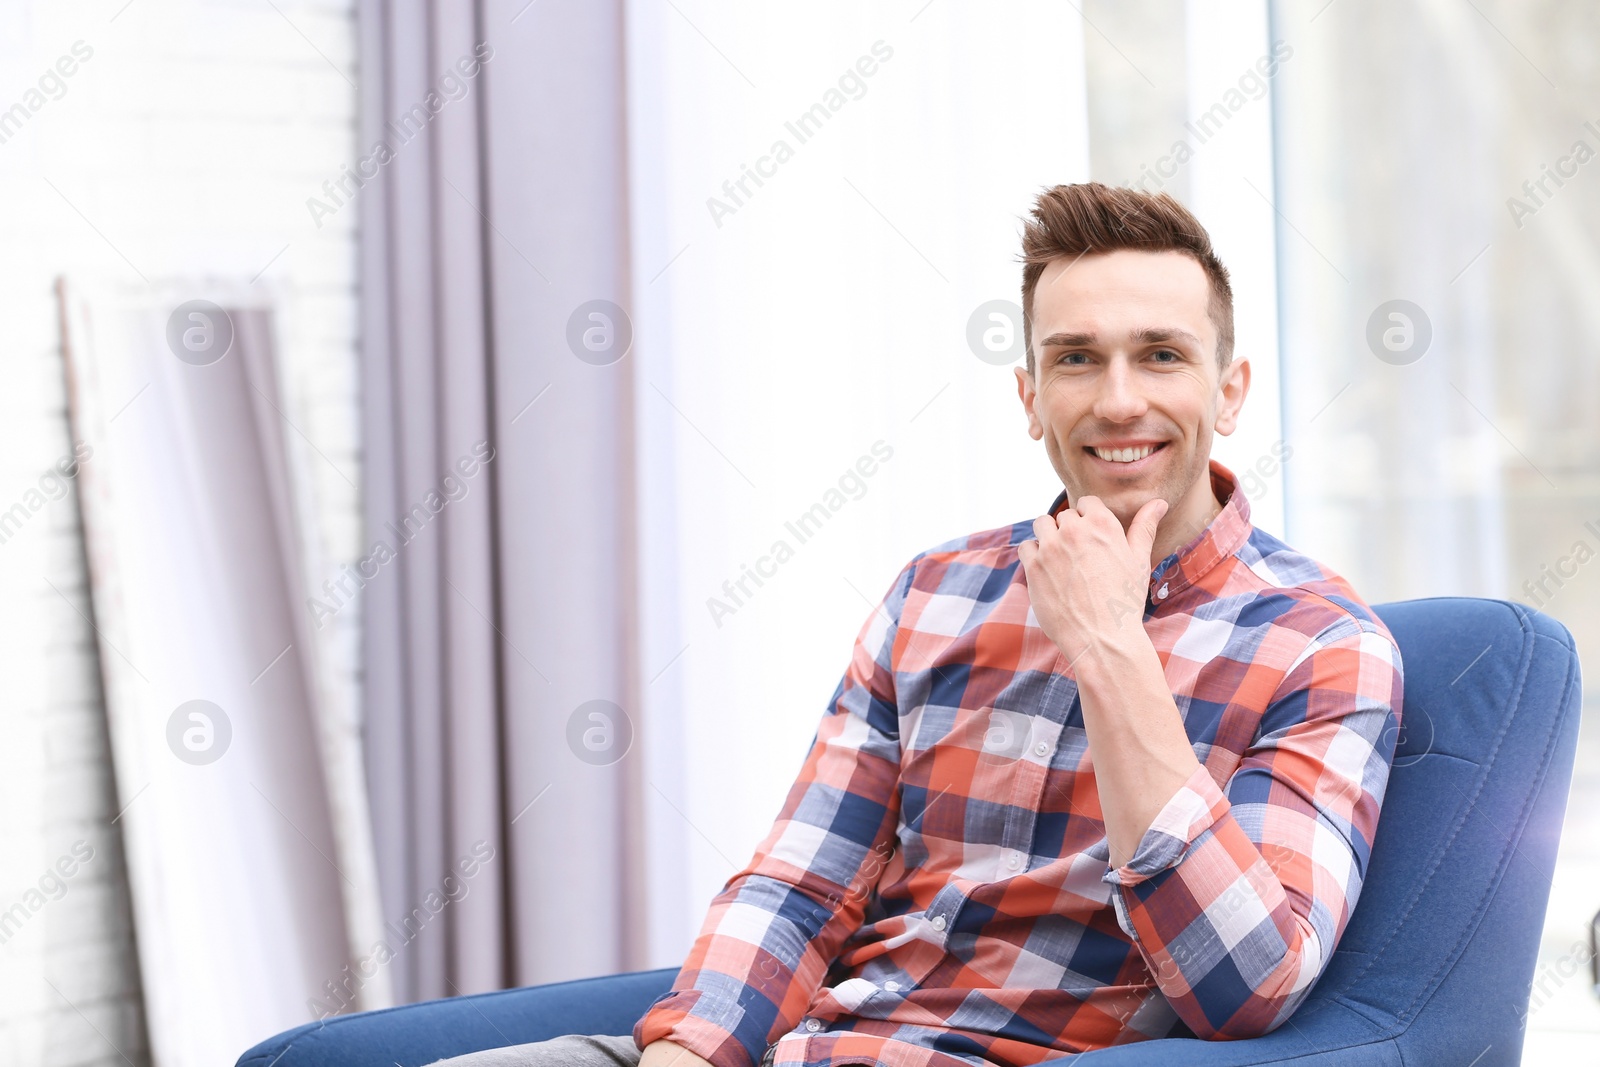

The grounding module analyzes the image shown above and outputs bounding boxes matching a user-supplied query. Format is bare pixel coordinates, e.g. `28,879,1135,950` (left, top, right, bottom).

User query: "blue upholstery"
237,598,1582,1067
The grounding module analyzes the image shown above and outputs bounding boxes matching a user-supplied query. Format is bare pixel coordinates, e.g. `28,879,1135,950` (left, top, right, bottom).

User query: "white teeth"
1093,444,1157,463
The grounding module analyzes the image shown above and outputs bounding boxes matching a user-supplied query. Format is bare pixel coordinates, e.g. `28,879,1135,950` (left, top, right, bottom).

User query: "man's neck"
1149,489,1223,569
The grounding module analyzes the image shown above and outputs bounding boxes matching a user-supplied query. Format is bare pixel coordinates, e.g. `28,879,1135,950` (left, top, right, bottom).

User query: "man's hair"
1019,182,1234,374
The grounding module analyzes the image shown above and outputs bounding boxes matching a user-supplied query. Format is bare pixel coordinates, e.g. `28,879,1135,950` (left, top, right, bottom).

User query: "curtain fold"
357,0,644,1002
478,0,648,985
357,0,505,1004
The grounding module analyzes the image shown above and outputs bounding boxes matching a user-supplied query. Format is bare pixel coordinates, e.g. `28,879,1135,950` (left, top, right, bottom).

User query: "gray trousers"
428,1033,641,1066
430,1034,778,1067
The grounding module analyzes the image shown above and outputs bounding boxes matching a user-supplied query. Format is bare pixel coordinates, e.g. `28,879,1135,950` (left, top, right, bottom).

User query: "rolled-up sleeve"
1101,617,1404,1039
633,557,918,1067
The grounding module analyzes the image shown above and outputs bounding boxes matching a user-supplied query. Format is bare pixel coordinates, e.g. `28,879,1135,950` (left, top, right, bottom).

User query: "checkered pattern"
635,461,1404,1067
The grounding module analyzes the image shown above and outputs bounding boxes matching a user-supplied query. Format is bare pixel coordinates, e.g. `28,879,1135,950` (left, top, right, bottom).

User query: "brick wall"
0,2,362,1062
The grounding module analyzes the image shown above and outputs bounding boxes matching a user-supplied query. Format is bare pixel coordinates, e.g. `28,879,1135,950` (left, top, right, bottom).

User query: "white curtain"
623,0,1093,964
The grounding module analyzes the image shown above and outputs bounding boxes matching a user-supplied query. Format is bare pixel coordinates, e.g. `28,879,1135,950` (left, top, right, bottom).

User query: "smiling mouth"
1083,442,1168,465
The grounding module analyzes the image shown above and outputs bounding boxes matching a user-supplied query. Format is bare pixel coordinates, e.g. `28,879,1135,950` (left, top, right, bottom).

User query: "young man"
439,183,1404,1067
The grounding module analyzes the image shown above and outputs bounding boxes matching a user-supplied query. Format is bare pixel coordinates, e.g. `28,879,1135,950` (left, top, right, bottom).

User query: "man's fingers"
1032,514,1060,544
1073,494,1105,517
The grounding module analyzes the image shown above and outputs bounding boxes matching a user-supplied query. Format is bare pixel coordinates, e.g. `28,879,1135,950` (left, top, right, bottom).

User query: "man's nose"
1093,361,1147,421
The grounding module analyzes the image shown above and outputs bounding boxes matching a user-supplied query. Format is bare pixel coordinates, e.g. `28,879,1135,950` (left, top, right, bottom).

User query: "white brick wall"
0,2,363,1063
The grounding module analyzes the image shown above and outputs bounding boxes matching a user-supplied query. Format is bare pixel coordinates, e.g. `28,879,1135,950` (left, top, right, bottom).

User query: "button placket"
995,674,1072,881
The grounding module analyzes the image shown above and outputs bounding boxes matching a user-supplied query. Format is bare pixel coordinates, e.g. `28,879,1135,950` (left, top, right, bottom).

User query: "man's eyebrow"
1037,330,1097,349
1130,326,1202,348
1036,326,1203,350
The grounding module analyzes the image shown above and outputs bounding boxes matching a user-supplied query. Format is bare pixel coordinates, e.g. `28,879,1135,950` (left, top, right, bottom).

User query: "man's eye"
1058,352,1089,365
1150,349,1180,363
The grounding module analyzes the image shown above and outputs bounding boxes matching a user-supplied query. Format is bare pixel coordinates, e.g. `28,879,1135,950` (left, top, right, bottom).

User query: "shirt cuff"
1101,764,1228,888
633,990,756,1067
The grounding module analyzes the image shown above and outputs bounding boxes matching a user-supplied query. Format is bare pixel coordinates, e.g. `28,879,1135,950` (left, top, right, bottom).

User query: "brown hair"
1019,182,1234,374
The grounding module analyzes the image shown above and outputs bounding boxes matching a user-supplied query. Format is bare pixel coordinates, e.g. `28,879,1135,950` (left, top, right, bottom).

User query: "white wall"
0,1,362,1062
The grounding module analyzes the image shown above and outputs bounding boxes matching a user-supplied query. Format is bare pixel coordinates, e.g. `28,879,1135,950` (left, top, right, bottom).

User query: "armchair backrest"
1300,598,1582,1063
1086,598,1585,1067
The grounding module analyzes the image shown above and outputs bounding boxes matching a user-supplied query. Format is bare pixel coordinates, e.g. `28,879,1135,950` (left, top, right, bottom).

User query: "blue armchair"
238,598,1583,1066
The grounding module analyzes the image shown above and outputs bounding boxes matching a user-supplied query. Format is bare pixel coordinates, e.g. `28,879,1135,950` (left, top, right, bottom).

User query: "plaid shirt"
635,460,1404,1067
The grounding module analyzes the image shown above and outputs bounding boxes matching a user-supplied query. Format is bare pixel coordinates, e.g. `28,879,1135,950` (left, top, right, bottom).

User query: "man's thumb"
1130,497,1169,558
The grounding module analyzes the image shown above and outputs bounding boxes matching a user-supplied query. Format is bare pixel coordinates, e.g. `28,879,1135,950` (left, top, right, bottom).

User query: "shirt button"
1033,742,1050,757
1007,851,1023,869
805,1019,823,1032
1156,583,1170,600
930,914,947,931
884,980,901,992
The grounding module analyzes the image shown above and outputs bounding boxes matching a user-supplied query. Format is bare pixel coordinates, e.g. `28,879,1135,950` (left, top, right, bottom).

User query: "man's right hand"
637,1039,718,1067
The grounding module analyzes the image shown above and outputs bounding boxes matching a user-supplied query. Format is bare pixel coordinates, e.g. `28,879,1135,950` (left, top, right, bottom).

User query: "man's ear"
1212,357,1251,437
1015,365,1044,441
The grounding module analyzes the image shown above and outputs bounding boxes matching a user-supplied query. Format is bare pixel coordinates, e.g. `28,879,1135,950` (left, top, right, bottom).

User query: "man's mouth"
1083,441,1168,468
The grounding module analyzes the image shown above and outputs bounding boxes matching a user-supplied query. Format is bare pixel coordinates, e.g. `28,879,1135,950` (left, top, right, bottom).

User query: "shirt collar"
1045,459,1253,601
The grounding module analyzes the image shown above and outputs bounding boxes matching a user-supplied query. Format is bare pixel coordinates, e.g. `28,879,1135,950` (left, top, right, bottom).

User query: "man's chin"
1064,480,1152,519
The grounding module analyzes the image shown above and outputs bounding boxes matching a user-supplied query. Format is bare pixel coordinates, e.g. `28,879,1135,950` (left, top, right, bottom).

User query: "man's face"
1015,249,1249,533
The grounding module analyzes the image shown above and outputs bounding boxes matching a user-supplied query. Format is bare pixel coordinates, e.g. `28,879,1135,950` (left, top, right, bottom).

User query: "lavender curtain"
357,0,645,1003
